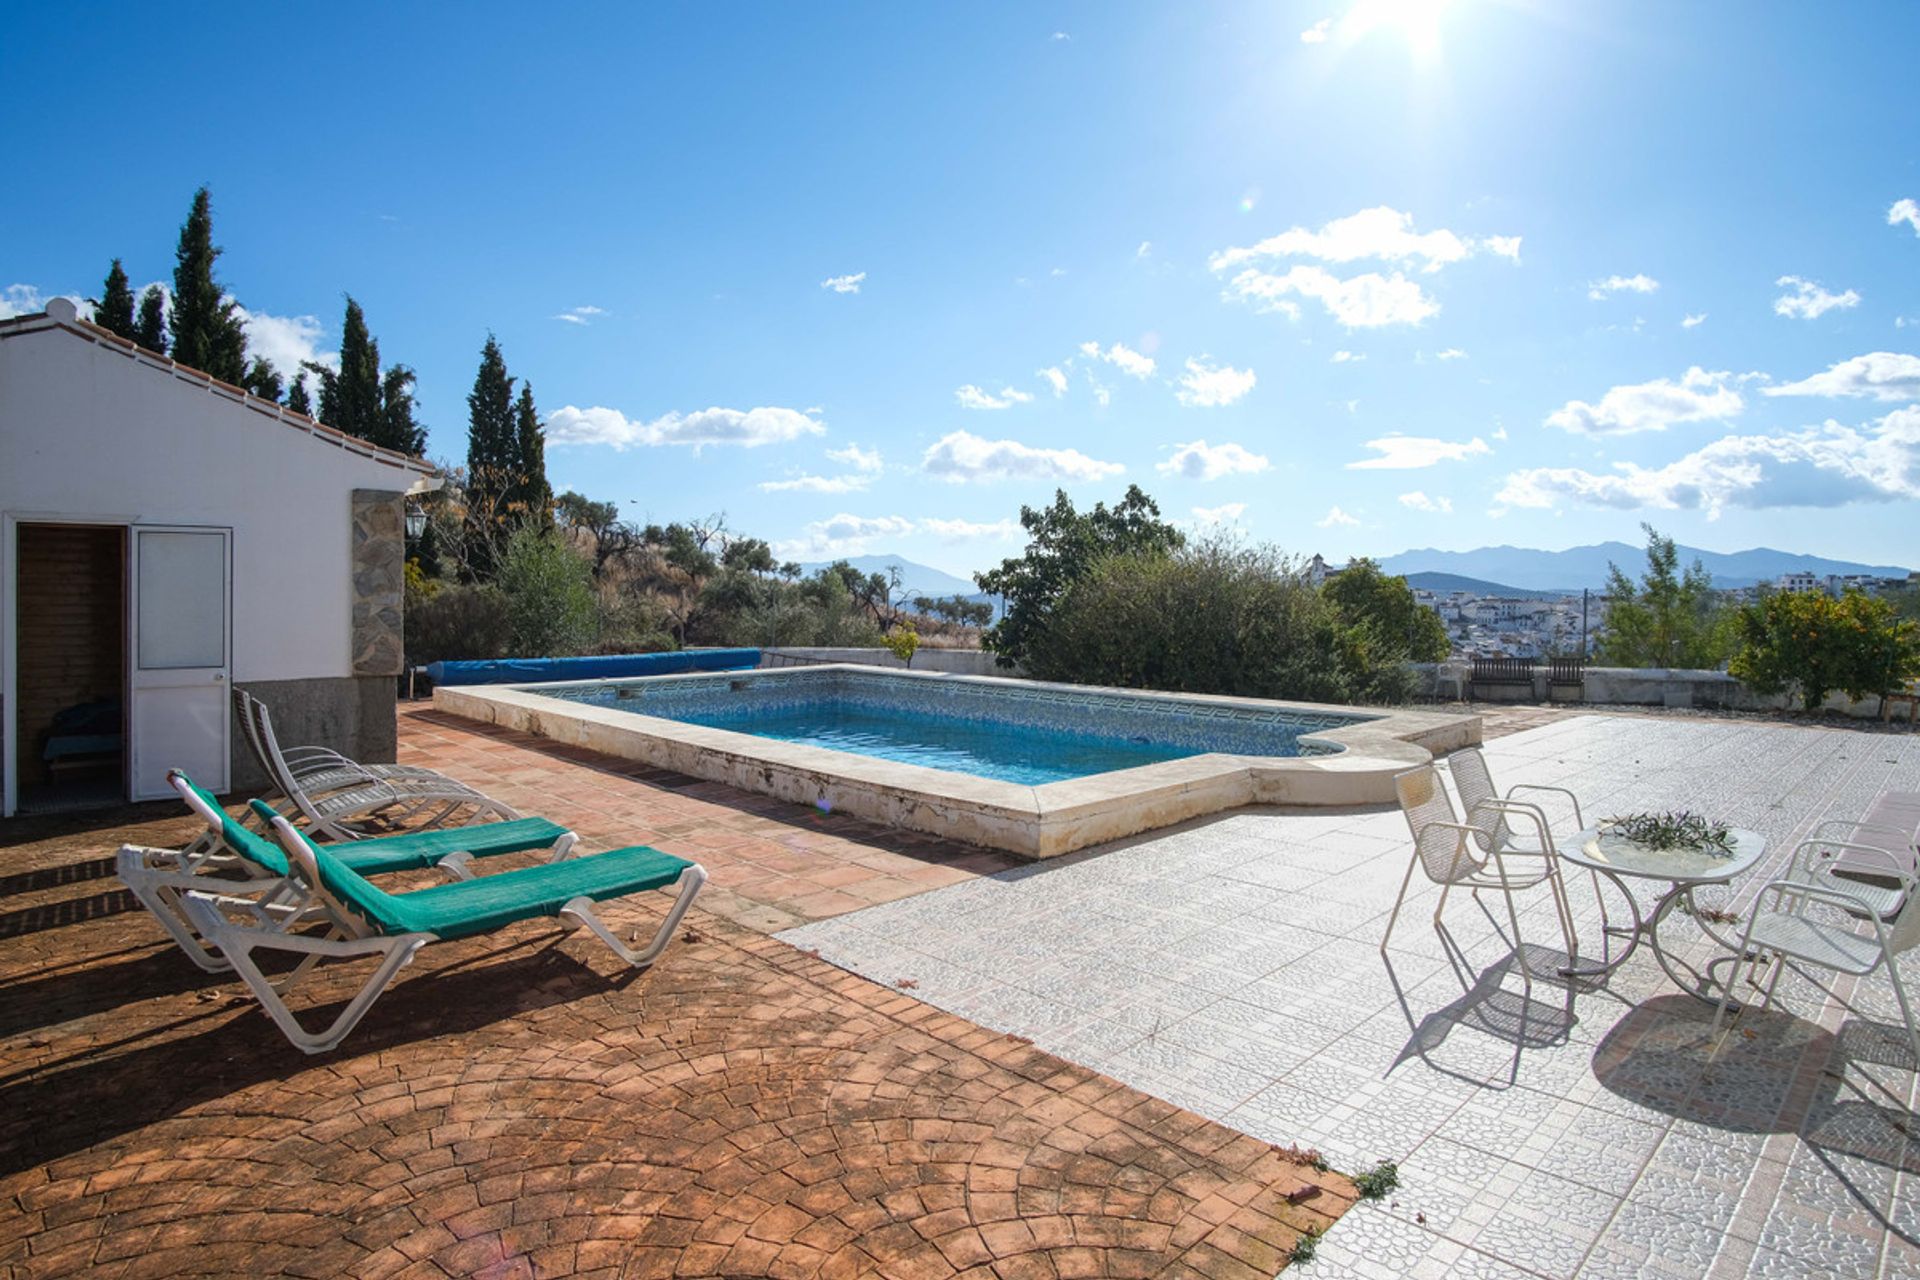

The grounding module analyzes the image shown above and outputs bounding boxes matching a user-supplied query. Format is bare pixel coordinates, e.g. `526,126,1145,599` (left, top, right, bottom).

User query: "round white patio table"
1555,826,1768,1000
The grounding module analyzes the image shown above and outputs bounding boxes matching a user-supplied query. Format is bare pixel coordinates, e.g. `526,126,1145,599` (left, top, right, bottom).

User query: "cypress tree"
95,259,137,340
466,335,516,509
464,336,518,579
169,187,249,382
243,356,283,403
309,298,425,453
314,297,382,440
135,287,169,355
285,373,312,417
380,364,425,455
511,382,553,526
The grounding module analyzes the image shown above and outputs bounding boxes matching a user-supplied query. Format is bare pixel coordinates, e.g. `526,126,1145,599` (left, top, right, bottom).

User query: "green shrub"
883,627,920,667
1021,538,1414,703
495,526,597,657
1729,588,1920,712
1597,524,1737,668
404,583,513,666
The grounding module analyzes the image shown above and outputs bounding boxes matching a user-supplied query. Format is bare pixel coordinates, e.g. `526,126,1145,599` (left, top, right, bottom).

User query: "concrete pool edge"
433,665,1481,858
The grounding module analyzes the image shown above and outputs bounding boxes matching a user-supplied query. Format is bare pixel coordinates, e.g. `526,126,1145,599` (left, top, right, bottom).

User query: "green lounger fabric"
246,799,567,874
291,831,694,941
177,775,293,876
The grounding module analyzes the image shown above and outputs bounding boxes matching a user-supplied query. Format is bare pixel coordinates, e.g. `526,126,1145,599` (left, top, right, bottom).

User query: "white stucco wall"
0,318,429,683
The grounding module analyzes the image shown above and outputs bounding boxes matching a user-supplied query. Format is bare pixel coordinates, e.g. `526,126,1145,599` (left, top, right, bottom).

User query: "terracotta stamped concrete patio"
0,709,1356,1279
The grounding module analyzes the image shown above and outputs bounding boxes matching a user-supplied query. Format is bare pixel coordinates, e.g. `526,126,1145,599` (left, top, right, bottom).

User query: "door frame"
2,511,138,817
126,523,234,800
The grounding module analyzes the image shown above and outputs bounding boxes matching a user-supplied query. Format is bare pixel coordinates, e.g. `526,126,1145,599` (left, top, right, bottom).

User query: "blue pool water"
676,704,1194,785
540,667,1360,785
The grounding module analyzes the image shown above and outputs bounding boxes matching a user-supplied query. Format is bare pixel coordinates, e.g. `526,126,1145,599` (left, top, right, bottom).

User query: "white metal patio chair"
236,688,520,840
1383,764,1579,986
1714,838,1920,1068
1447,746,1587,858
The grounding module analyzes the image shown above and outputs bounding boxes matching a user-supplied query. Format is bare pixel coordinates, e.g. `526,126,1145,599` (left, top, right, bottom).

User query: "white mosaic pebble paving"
781,714,1920,1277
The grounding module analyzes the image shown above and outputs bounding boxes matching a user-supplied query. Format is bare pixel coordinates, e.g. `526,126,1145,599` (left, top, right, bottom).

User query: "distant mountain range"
795,555,981,601
1379,542,1915,593
811,544,1914,611
1402,572,1571,600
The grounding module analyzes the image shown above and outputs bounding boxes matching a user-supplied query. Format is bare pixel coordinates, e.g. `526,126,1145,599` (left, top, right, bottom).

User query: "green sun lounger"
180,812,706,1054
116,772,580,974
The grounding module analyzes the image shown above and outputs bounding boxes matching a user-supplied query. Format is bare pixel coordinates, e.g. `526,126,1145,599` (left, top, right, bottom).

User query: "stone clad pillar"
350,489,406,677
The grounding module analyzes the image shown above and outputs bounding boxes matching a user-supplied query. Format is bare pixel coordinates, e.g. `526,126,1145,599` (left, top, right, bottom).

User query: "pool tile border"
435,665,1480,858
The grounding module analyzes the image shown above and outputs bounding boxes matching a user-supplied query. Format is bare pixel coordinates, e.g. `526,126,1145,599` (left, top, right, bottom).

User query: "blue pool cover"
426,649,760,687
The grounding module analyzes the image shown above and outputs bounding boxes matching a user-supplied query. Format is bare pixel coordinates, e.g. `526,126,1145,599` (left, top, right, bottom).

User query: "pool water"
678,703,1195,785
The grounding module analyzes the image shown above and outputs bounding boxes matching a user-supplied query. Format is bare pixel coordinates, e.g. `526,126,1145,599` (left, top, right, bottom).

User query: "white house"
0,299,436,815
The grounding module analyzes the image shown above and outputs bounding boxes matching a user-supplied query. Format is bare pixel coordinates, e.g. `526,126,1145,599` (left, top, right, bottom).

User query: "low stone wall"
231,675,397,791
1414,662,1900,719
761,647,1016,677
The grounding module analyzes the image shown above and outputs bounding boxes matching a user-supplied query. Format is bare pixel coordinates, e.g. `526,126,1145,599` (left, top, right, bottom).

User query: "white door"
129,526,232,799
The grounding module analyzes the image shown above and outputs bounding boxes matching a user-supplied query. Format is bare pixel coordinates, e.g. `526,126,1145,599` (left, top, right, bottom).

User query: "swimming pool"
540,666,1354,786
437,665,1479,858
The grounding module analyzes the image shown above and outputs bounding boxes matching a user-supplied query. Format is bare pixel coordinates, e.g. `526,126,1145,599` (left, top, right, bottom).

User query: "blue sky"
5,2,1917,577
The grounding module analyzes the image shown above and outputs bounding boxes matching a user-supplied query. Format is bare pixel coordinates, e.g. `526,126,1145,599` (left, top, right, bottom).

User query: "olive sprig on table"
1599,810,1735,856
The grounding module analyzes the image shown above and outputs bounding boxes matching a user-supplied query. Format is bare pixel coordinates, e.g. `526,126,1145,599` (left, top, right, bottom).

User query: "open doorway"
14,523,126,812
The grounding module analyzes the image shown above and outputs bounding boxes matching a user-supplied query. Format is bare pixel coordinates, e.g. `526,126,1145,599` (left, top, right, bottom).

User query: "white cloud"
758,473,872,494
234,305,331,376
1157,439,1271,481
827,443,883,472
1774,275,1861,320
1037,366,1068,397
922,430,1123,484
1,283,89,320
1051,30,1070,40
547,404,826,450
1218,264,1440,328
1397,491,1454,514
1300,16,1333,42
1764,352,1920,402
921,517,1021,541
777,512,915,559
1544,367,1743,436
1683,312,1708,329
1587,273,1659,301
1491,425,1509,441
955,384,1035,410
1135,240,1153,259
1078,340,1156,378
1331,350,1365,363
1483,235,1523,262
1,284,48,318
551,305,606,325
1436,347,1468,361
1190,503,1247,527
820,272,866,295
1210,207,1507,274
1347,434,1492,469
1174,357,1257,407
1890,198,1920,237
1317,506,1360,528
1495,406,1920,517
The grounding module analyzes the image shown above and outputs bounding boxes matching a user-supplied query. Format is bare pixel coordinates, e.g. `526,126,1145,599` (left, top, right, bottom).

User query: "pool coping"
433,665,1480,858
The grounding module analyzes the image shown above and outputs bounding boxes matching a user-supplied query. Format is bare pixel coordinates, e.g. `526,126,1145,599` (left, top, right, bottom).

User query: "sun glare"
1347,0,1454,62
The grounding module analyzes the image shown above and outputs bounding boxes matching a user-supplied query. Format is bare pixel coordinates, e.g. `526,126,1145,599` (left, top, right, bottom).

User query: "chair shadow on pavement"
1382,915,1582,1092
